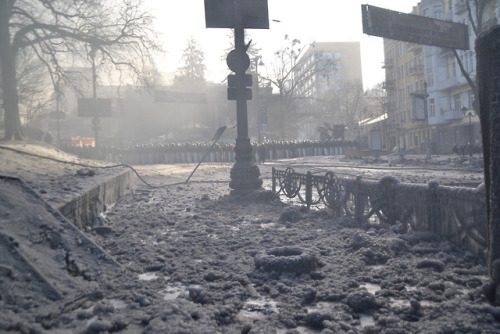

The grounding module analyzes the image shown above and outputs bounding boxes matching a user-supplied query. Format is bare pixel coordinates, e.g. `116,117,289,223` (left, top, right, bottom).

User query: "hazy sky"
146,0,420,90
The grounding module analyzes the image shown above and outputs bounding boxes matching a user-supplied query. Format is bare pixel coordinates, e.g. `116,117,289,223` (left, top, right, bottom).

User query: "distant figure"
459,144,466,155
258,144,267,164
43,132,53,144
452,144,459,155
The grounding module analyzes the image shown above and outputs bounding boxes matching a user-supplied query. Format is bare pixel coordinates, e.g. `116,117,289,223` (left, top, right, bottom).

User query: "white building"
293,42,363,139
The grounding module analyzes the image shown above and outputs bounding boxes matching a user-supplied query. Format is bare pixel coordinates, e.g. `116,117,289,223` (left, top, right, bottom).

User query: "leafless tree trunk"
0,0,23,140
0,0,160,141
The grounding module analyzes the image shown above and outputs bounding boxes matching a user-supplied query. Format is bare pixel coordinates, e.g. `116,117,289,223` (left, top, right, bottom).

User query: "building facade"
292,42,363,139
383,0,500,154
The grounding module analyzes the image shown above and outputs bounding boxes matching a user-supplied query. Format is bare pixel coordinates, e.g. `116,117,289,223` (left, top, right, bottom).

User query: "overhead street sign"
362,4,469,50
204,0,269,29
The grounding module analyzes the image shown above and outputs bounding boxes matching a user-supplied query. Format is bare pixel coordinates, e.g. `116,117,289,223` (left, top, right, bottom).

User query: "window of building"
429,98,436,117
468,90,475,109
453,93,461,110
468,51,474,72
460,52,466,74
439,96,448,114
438,65,448,82
425,45,432,56
426,67,434,87
448,57,456,78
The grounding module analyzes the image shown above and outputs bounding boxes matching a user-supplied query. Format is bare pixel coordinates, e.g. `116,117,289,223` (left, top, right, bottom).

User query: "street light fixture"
423,81,431,160
462,106,476,156
410,81,431,159
254,56,264,142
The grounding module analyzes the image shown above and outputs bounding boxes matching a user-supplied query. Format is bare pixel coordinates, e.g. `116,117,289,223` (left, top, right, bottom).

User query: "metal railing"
62,140,357,165
272,167,487,256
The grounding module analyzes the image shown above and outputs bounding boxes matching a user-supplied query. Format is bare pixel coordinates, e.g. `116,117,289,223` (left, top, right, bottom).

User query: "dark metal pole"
469,114,473,156
228,0,263,193
56,96,60,147
424,82,431,159
476,25,500,304
185,129,225,183
255,57,262,143
90,45,99,149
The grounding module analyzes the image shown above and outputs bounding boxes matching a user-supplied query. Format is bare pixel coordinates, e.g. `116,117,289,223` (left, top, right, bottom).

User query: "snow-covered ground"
1,141,497,333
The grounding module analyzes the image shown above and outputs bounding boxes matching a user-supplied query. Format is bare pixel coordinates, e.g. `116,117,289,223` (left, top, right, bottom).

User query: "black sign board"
227,87,252,100
77,98,112,117
154,91,207,104
362,4,469,50
205,0,269,29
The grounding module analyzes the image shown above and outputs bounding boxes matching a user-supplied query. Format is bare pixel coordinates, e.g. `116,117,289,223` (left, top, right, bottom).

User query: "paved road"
133,154,484,191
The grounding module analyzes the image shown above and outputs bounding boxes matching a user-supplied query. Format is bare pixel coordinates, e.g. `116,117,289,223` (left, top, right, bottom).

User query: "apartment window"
460,53,466,74
468,91,475,109
448,57,456,78
439,97,448,114
468,51,474,72
426,67,434,86
429,98,436,117
453,94,461,110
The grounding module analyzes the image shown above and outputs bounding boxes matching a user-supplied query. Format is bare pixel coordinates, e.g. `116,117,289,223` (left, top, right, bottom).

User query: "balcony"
382,59,394,68
383,80,396,90
445,109,465,121
455,2,468,15
409,65,424,76
384,102,396,111
407,44,422,55
411,89,426,99
440,48,454,57
436,77,460,92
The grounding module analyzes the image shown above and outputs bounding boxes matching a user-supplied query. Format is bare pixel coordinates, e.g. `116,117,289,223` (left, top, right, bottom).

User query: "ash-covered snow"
1,141,498,333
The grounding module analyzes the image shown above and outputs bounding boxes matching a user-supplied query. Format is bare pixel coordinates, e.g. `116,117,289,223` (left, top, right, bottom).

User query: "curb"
57,168,136,231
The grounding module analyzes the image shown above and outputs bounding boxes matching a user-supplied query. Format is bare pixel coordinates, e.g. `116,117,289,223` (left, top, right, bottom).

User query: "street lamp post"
410,82,431,159
89,44,100,150
254,56,264,142
423,82,431,160
463,107,476,156
204,0,269,193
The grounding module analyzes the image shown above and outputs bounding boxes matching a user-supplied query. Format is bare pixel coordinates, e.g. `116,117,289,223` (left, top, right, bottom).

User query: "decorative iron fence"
272,167,487,256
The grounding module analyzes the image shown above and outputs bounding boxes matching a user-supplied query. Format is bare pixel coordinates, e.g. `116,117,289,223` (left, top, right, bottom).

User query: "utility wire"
0,146,185,189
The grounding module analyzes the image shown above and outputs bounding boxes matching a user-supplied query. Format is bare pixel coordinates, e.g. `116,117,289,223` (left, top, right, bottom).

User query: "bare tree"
321,81,366,130
261,36,329,138
364,82,387,119
14,48,53,128
0,0,160,141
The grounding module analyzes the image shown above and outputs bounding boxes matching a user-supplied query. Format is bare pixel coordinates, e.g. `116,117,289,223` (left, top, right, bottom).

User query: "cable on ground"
0,146,185,189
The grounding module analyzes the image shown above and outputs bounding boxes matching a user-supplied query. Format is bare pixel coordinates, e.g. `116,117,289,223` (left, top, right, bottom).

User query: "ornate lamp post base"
229,138,263,193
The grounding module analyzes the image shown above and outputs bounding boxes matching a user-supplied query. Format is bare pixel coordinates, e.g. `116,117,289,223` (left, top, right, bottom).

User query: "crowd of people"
62,139,357,165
